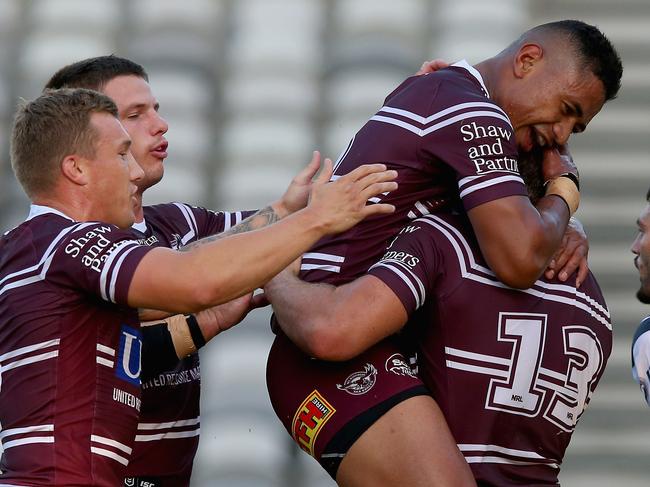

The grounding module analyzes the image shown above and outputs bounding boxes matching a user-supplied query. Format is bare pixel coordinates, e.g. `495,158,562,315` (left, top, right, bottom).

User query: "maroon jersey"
267,61,529,474
369,213,612,485
0,205,154,486
300,60,527,285
125,203,255,486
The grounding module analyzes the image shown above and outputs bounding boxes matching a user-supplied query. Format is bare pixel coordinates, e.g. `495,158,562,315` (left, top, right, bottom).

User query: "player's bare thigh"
336,395,476,487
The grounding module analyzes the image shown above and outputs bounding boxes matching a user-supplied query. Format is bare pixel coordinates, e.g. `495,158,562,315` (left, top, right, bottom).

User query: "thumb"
251,292,270,309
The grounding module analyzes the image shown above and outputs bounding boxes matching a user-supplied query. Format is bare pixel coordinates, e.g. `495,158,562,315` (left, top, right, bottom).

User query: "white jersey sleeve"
632,317,650,407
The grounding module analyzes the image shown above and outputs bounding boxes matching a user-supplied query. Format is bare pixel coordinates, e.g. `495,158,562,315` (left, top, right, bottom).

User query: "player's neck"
133,192,145,223
473,59,497,99
32,194,83,222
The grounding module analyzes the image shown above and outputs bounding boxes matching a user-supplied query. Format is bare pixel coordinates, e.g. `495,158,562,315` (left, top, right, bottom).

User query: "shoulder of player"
53,220,145,260
145,201,191,219
21,216,126,250
383,71,508,131
144,201,215,220
634,316,650,344
575,271,609,311
399,213,472,256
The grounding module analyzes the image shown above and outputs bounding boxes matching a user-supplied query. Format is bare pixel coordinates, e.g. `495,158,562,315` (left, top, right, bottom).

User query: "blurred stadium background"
0,0,649,485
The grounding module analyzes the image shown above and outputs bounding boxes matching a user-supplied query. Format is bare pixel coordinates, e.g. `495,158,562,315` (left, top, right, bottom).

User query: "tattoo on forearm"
180,206,279,252
225,206,279,235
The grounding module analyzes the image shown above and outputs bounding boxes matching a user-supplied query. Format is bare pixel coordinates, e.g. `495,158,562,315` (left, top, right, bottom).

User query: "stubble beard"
637,286,650,304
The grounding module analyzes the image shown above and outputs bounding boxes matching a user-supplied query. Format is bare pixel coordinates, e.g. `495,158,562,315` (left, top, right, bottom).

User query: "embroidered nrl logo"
336,363,377,395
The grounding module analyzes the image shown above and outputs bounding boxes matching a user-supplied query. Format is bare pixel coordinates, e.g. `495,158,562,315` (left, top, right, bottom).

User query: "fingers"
552,242,572,274
541,147,562,182
314,157,334,185
334,164,397,203
343,163,389,182
251,292,270,309
362,203,396,217
360,181,399,201
545,261,556,280
542,146,579,182
352,166,398,202
415,59,450,75
295,150,322,184
557,251,587,283
576,258,589,288
554,216,588,284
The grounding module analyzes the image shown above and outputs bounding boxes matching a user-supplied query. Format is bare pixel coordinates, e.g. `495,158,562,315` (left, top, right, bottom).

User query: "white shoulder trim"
26,204,74,222
452,59,490,97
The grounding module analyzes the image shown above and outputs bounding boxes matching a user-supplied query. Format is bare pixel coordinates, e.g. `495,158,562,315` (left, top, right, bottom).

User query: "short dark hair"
646,187,650,202
44,55,148,92
11,88,118,197
533,20,623,101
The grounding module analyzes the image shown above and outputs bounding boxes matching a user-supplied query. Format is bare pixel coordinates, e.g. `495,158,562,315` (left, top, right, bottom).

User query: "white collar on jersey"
26,203,149,233
452,59,490,98
131,219,147,233
26,204,74,222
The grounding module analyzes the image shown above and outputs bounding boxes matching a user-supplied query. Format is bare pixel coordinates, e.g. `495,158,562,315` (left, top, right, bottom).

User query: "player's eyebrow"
123,102,147,112
572,102,584,119
119,139,132,151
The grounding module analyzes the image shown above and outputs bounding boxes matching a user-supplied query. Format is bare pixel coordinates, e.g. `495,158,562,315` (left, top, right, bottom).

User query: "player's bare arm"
141,292,263,366
416,58,590,287
266,271,406,361
128,163,398,312
468,147,580,289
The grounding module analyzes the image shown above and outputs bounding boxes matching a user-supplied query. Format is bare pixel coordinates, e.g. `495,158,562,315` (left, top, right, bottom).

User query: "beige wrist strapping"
167,314,197,358
545,176,580,216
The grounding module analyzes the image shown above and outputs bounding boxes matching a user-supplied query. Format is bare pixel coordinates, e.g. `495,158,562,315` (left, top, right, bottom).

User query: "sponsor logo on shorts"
336,363,377,395
385,353,416,378
292,390,336,457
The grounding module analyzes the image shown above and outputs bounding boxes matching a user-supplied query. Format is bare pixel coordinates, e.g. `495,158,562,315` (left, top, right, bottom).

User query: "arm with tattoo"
181,206,280,252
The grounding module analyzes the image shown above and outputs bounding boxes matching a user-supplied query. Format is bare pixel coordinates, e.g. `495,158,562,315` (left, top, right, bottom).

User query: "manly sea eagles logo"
336,363,377,395
385,353,416,378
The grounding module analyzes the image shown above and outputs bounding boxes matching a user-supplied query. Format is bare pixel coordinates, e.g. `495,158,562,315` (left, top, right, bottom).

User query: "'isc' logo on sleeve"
292,390,336,457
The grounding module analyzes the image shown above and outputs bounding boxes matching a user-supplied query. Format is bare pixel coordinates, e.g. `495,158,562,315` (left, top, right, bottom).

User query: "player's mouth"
520,127,549,154
151,140,168,159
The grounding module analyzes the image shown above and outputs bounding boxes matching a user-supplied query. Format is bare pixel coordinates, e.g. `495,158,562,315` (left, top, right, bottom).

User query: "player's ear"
513,43,543,79
61,154,90,186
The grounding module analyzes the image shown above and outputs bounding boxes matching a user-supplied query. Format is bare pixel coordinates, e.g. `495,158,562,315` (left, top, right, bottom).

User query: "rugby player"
41,55,470,486
631,188,650,406
44,56,332,485
265,19,622,486
266,148,612,486
0,88,396,485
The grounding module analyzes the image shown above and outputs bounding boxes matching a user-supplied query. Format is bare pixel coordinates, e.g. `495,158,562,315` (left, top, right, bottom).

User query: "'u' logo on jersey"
116,325,142,386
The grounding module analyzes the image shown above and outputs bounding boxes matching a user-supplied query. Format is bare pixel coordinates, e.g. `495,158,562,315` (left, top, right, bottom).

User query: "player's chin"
636,286,650,304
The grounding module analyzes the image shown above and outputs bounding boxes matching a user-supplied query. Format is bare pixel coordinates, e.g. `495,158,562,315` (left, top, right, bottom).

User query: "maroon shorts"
266,331,427,478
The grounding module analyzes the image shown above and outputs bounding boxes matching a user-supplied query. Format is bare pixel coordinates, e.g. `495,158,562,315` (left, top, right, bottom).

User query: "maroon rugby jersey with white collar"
369,213,612,486
0,206,154,486
300,60,527,285
124,203,255,487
